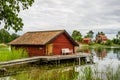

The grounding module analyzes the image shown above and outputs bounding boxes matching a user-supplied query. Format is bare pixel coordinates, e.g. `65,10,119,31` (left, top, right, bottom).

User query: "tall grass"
0,43,7,48
11,67,78,80
2,65,120,80
78,65,120,80
0,62,120,80
0,48,28,62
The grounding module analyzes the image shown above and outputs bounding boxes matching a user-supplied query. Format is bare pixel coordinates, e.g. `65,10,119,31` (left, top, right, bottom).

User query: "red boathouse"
9,30,79,56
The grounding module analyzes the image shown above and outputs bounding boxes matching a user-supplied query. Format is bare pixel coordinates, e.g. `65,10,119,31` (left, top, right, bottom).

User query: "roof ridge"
27,29,65,33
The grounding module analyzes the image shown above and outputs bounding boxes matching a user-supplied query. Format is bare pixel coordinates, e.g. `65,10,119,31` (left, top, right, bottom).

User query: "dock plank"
0,53,91,67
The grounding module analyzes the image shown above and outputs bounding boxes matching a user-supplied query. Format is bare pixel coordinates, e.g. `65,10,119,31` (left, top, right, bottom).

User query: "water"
75,47,120,80
0,47,120,80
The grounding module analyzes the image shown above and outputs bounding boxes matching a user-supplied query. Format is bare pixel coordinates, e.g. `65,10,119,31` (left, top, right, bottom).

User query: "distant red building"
9,30,79,56
83,38,92,44
96,35,108,43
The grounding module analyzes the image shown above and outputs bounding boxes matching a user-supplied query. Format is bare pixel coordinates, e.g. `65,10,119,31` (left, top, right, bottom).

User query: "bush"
104,40,112,46
112,38,120,45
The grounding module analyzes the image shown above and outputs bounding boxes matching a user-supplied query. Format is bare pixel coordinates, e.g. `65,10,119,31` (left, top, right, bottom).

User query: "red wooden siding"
13,45,46,57
52,33,74,55
27,46,46,56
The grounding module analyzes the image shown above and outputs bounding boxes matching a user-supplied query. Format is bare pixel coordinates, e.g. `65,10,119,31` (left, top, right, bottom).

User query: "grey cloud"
20,0,120,27
8,0,119,39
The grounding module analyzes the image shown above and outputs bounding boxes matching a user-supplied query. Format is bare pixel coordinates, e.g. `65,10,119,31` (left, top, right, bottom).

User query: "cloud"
0,0,120,39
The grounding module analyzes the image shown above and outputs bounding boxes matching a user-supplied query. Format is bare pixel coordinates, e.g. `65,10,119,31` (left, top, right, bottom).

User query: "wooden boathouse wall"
52,33,74,55
27,45,46,56
12,45,46,56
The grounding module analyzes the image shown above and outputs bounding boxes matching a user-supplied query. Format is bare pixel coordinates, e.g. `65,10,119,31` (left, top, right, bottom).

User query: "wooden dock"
0,53,92,67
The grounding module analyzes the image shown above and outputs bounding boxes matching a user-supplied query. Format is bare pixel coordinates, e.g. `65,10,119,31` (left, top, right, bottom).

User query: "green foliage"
0,28,11,43
96,32,105,36
112,38,120,45
0,28,19,43
86,30,94,38
0,0,34,32
10,67,78,80
116,31,120,39
0,48,28,61
11,33,19,40
115,31,120,45
72,30,82,42
83,67,93,80
103,40,112,46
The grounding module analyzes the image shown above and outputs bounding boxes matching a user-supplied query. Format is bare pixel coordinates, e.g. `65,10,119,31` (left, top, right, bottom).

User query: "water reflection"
75,47,120,80
113,48,120,60
91,47,120,61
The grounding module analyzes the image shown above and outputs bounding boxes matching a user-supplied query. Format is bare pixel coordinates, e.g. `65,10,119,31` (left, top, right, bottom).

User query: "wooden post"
58,55,60,64
78,57,81,65
85,57,87,64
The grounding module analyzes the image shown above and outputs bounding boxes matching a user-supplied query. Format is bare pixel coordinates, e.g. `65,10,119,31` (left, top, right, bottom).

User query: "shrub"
104,40,112,46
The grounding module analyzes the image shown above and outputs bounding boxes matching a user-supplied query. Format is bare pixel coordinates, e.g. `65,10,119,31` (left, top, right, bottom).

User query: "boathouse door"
46,44,53,55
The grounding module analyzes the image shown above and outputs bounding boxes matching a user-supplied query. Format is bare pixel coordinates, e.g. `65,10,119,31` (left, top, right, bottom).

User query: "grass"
77,43,120,53
0,48,28,62
1,64,120,80
0,59,120,80
0,62,79,80
11,68,78,80
78,65,120,80
81,43,120,48
81,44,108,48
0,43,8,49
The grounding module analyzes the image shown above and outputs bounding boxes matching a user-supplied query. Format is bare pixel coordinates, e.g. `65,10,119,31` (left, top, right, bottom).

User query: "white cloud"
0,0,120,39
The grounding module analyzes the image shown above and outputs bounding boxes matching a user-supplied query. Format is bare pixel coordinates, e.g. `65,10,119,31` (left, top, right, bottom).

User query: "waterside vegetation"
0,63,120,80
0,48,28,62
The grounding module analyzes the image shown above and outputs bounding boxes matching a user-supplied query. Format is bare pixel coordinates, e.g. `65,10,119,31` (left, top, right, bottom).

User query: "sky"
1,0,120,39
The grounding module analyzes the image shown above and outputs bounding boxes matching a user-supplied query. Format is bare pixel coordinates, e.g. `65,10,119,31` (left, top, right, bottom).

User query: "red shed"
9,30,79,56
83,38,92,44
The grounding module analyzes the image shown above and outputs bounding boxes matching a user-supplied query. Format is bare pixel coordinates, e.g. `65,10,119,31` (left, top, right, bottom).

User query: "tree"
86,30,94,38
0,28,19,43
100,32,105,35
96,31,105,37
0,28,11,43
11,33,19,40
116,31,120,39
0,0,34,32
112,38,120,45
72,30,82,42
104,40,112,46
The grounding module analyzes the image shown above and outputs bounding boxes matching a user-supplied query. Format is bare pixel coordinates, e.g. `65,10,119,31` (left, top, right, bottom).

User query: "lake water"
0,47,120,80
76,47,120,80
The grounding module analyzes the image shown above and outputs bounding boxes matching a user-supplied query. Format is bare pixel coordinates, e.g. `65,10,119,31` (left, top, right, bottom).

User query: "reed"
10,66,78,80
79,65,120,80
0,48,28,62
0,63,120,80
